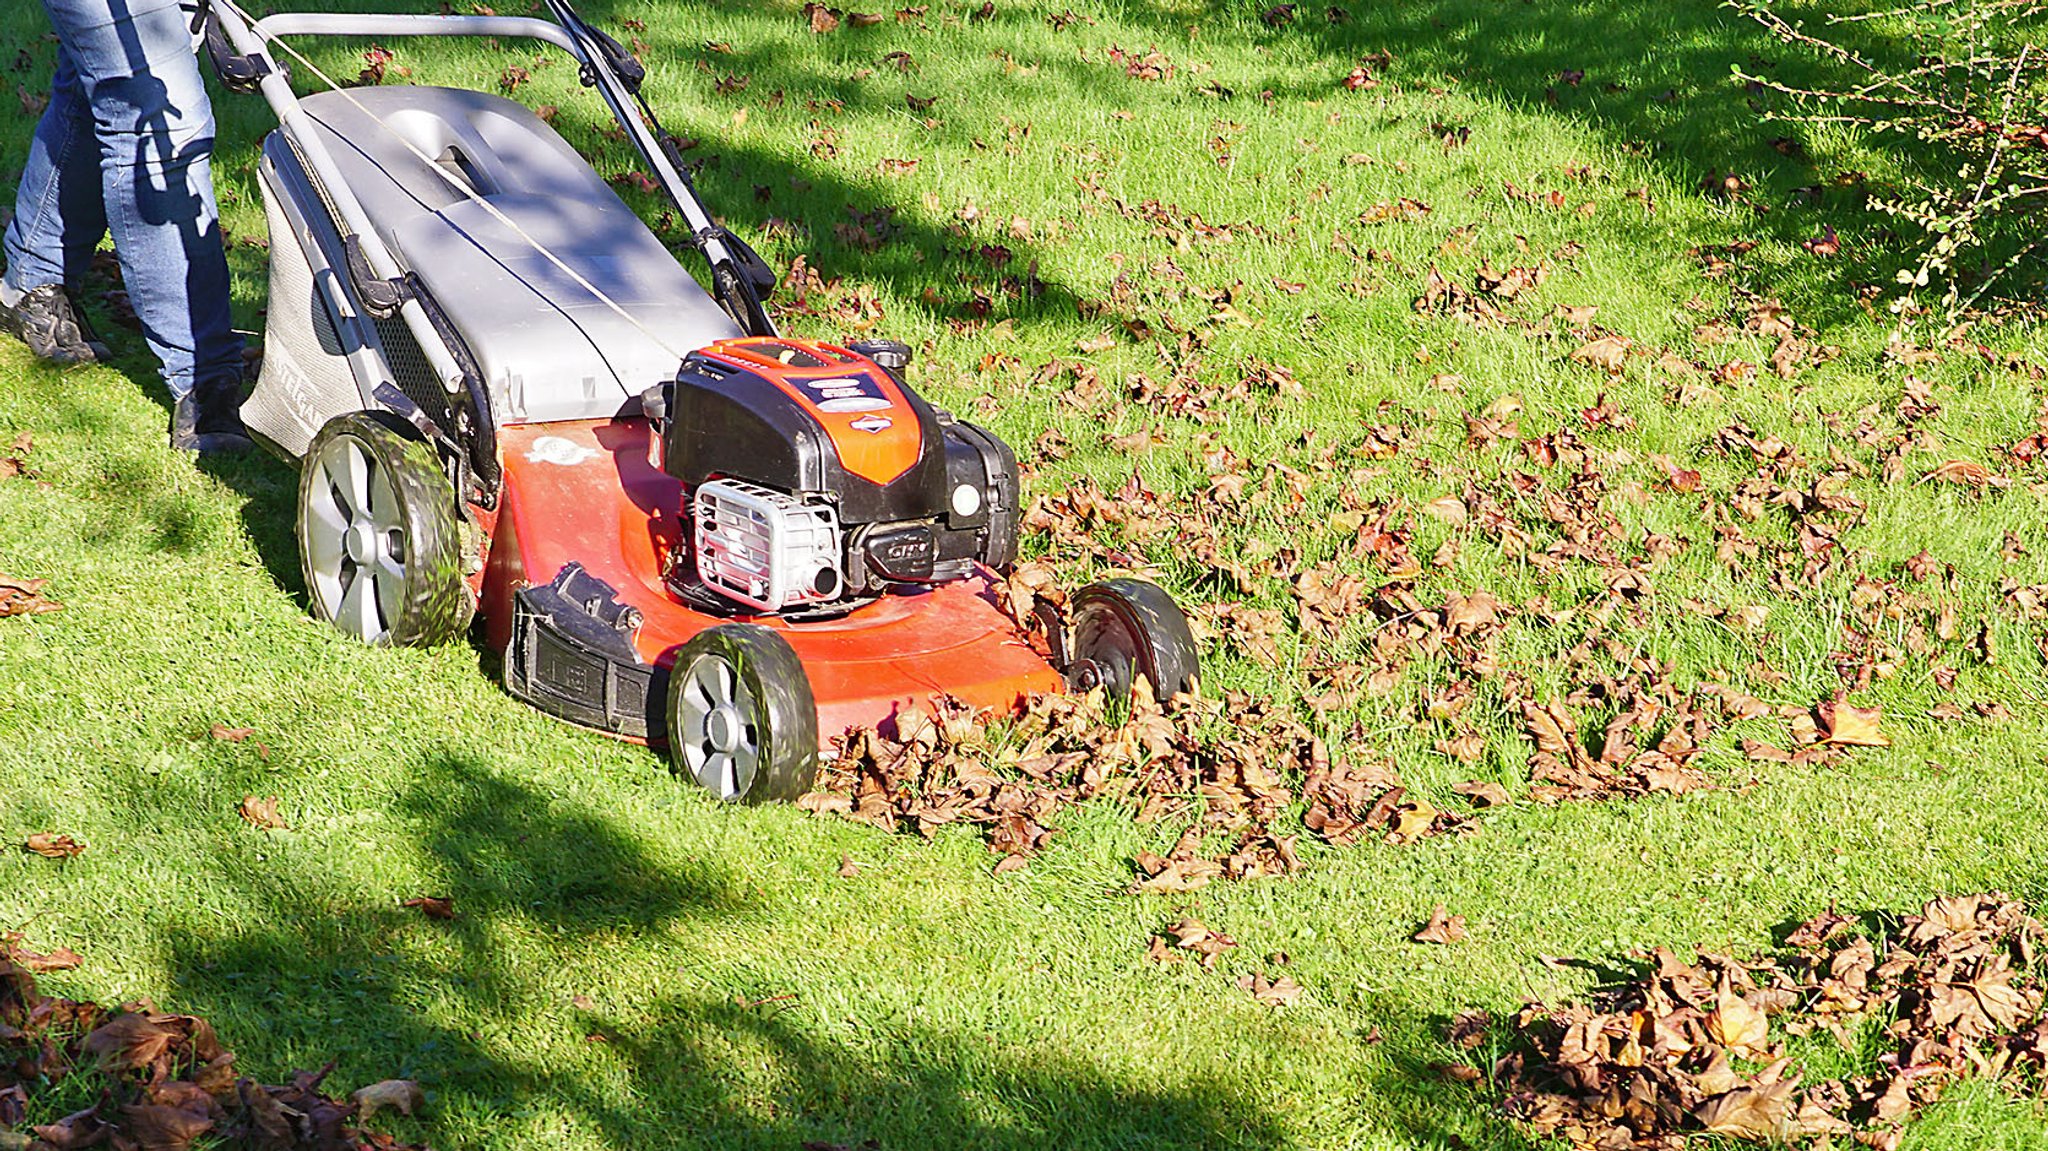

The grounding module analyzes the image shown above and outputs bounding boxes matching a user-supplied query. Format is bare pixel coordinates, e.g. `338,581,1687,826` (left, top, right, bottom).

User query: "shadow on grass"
1247,0,1942,328
6,0,1967,424
18,0,1929,492
197,438,306,598
133,748,1544,1150
148,753,1303,1149
545,0,1955,334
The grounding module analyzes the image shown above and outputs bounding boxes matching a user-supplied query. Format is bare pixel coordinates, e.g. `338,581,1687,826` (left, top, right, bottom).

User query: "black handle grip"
200,10,272,94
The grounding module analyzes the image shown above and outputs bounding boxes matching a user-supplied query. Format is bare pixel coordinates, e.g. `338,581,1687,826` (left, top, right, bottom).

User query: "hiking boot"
0,284,109,365
172,374,254,454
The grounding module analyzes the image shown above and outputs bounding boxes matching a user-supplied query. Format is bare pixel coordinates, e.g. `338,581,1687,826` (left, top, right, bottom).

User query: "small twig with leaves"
1728,0,2048,332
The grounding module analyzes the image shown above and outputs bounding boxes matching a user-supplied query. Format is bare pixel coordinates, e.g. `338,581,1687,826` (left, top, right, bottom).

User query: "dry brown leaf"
1816,696,1888,747
1166,917,1237,969
1784,906,1855,949
1921,459,2010,489
1443,590,1503,633
0,573,61,618
116,1102,213,1151
1706,986,1770,1057
237,796,288,831
1697,1074,1799,1141
1437,732,1487,764
402,895,456,920
1387,799,1440,843
1450,780,1509,807
1237,971,1303,1007
24,832,85,859
2,933,83,973
1420,494,1468,525
351,1079,424,1123
82,1013,179,1071
1569,335,1631,374
1413,905,1468,945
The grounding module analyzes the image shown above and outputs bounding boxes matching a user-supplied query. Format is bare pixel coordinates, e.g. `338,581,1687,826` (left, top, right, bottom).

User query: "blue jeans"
5,0,241,400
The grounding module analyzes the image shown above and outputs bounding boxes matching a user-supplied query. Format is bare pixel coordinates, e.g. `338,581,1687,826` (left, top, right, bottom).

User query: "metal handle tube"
249,13,581,55
538,0,725,257
544,2,771,332
207,3,469,394
246,6,716,256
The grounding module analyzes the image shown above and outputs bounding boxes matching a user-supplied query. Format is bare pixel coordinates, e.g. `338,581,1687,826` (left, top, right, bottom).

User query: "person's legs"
39,0,243,408
2,47,114,364
5,51,108,293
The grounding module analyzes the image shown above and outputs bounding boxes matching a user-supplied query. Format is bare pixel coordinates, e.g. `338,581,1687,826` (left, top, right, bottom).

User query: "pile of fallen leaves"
0,958,424,1151
800,608,1912,884
1476,894,2048,1149
800,569,1911,880
802,683,1477,885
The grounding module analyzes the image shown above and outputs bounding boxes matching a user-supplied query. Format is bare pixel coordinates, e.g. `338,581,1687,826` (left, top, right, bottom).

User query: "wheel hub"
706,705,742,754
343,520,377,565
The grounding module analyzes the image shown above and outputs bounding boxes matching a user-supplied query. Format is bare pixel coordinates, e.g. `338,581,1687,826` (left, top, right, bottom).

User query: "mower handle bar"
205,0,756,400
206,4,490,396
241,13,580,55
215,5,735,277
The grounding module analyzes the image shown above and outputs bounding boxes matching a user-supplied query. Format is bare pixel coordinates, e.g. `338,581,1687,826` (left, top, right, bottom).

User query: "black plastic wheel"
1067,578,1200,702
297,412,473,647
665,624,818,804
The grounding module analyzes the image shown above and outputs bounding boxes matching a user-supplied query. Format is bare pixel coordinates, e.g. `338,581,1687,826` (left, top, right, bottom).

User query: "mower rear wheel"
666,624,818,804
297,412,472,647
1067,578,1200,702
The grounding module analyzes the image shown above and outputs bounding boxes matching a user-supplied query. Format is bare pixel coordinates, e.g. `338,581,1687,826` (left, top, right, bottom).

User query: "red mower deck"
483,420,1067,740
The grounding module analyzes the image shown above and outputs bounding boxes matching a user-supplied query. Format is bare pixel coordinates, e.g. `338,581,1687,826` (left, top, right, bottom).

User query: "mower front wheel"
1067,578,1200,703
297,412,473,647
665,624,818,804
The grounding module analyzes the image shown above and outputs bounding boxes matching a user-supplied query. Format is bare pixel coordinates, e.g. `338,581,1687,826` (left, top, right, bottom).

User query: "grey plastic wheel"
666,624,817,804
297,412,473,647
1068,578,1200,702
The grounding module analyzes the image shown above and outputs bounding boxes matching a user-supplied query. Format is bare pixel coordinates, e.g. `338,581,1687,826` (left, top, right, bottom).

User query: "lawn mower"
198,0,1199,802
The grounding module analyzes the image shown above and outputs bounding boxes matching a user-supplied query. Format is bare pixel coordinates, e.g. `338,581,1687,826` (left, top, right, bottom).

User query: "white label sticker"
526,435,598,466
819,396,893,413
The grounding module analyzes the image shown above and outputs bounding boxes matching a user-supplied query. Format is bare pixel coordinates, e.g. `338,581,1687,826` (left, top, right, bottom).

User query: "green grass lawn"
6,0,2048,1148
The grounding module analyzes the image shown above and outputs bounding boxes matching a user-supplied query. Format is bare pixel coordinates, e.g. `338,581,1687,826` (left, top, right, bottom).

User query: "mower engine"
652,338,1018,615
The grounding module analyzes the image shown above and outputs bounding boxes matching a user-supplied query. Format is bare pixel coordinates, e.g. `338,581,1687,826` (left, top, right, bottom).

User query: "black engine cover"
656,339,1019,593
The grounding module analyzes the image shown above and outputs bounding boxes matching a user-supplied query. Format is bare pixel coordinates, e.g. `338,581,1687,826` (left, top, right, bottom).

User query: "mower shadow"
152,751,1316,1150
1344,995,1552,1151
144,747,1551,1151
531,0,1942,339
